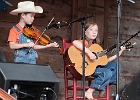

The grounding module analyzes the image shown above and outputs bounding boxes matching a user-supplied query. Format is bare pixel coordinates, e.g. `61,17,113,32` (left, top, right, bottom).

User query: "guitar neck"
106,44,117,53
96,43,117,58
96,50,108,58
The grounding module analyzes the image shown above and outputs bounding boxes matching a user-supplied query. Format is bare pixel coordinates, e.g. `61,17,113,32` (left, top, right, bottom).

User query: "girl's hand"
120,46,126,51
119,46,126,56
86,51,97,60
108,46,126,62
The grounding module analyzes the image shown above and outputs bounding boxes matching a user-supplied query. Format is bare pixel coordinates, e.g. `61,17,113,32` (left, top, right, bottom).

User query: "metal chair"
62,38,110,100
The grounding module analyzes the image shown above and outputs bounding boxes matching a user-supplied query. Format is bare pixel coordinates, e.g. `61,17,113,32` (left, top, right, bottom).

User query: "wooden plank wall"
71,0,109,48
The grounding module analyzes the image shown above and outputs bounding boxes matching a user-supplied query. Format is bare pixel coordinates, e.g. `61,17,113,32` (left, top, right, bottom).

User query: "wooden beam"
79,7,104,15
103,0,109,48
52,0,55,4
71,0,78,41
90,4,104,9
109,14,140,22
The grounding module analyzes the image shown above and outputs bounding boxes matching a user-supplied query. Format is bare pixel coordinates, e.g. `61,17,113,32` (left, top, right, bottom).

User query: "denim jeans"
14,33,38,64
14,48,38,64
90,61,121,91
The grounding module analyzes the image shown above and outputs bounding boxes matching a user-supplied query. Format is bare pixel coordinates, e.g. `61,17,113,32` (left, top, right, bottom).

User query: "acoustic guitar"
68,42,136,76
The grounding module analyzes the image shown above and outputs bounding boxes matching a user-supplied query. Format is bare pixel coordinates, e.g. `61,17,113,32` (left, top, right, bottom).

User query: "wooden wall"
0,0,140,99
71,0,108,47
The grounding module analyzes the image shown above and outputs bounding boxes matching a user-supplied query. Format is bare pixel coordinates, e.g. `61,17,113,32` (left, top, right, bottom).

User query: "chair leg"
65,79,110,100
64,77,68,100
73,78,77,100
106,84,110,100
64,69,68,100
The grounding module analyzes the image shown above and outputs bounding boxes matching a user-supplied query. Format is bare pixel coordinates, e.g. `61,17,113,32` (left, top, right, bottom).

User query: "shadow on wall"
0,49,6,62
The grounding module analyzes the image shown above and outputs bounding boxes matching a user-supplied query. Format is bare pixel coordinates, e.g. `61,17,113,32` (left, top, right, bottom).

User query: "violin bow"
26,16,55,54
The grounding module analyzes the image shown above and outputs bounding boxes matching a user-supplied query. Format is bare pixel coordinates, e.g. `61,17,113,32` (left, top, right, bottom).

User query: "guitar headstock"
122,42,137,51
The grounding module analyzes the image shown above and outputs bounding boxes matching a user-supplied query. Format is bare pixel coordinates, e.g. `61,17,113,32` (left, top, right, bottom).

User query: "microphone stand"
81,20,86,100
115,0,122,100
69,14,95,100
3,0,13,7
115,0,135,99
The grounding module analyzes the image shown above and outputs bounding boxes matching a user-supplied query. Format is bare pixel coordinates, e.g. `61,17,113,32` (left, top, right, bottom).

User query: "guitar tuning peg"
132,42,137,45
128,42,131,45
127,49,131,51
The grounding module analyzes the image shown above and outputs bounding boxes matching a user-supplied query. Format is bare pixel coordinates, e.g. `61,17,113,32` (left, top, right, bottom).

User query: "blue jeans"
14,48,38,64
90,62,121,91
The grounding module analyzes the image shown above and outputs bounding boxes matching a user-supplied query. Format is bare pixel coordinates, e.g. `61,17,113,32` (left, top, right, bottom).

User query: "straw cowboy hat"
10,1,43,15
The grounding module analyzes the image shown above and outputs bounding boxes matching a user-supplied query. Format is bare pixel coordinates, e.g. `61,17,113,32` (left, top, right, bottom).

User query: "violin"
23,25,64,55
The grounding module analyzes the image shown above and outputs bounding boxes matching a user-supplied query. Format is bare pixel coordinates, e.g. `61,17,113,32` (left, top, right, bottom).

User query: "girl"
72,21,126,100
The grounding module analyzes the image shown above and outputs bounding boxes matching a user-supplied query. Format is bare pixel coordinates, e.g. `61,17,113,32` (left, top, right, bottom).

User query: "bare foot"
85,88,95,100
85,91,94,100
99,91,105,97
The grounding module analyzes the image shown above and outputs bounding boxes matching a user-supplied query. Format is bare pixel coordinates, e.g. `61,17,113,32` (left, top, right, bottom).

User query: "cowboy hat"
10,1,43,15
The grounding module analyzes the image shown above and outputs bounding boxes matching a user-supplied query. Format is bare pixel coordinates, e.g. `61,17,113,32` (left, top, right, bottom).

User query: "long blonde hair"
85,21,100,44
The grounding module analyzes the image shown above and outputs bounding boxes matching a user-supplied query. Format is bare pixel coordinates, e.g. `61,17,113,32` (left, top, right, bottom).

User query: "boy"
8,1,59,64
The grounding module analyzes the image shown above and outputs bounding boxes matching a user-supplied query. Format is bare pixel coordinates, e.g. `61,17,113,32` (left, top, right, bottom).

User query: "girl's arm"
72,40,97,60
108,46,126,62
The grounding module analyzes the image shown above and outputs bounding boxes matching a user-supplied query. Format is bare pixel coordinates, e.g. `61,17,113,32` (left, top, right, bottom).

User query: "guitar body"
68,44,108,76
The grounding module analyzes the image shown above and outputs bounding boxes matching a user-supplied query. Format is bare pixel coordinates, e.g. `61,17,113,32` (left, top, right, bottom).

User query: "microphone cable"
45,87,57,100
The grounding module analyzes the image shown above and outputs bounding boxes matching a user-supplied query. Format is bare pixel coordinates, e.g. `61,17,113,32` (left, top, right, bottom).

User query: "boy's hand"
46,42,59,48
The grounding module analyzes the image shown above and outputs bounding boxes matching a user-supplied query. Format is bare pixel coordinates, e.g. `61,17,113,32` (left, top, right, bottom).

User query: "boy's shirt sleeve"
8,27,19,43
8,24,22,43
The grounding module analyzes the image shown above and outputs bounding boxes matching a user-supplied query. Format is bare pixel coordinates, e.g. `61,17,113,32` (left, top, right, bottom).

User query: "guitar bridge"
85,61,88,65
